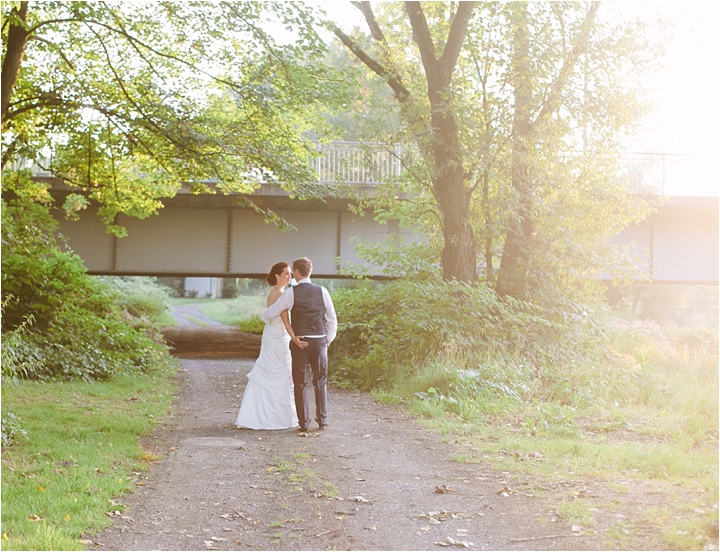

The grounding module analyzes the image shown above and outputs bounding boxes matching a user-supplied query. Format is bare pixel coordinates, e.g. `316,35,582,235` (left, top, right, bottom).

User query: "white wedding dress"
235,314,298,430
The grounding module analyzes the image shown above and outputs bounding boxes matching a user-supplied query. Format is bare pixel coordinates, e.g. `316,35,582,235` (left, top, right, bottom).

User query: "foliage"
97,276,173,321
1,367,177,550
238,315,265,335
1,300,41,447
1,198,170,380
2,1,351,234
330,276,671,412
329,2,663,299
330,275,555,390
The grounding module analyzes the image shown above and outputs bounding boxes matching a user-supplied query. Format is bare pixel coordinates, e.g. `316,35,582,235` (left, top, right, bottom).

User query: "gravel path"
89,351,606,551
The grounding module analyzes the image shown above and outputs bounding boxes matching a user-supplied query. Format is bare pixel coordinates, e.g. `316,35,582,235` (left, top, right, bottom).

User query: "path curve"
89,356,605,551
170,303,226,327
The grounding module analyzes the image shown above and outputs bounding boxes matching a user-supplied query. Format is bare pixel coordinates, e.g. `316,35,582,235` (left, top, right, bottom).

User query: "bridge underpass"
53,182,416,279
51,185,718,285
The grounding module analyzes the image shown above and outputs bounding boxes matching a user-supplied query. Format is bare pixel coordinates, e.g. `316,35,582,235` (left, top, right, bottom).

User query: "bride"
235,262,306,430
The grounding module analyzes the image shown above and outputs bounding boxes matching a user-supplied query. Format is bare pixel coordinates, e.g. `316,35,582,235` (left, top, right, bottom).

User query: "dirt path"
90,349,609,551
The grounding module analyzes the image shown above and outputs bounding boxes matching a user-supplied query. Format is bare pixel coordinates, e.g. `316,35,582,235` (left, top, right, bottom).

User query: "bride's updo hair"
266,261,290,286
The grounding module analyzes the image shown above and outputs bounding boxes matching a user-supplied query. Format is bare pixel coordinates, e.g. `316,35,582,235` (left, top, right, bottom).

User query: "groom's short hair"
293,257,313,278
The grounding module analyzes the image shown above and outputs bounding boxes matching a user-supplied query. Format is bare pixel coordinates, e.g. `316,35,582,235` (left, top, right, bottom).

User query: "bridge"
17,143,719,284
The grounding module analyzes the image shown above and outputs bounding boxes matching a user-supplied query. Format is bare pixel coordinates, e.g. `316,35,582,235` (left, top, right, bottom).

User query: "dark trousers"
290,337,328,429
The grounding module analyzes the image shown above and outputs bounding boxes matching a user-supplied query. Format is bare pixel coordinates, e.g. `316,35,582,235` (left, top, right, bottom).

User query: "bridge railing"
6,156,53,176
309,144,716,196
311,142,403,185
7,144,716,196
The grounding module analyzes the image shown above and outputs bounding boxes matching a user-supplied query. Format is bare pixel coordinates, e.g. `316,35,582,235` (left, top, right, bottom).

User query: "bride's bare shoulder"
267,286,282,307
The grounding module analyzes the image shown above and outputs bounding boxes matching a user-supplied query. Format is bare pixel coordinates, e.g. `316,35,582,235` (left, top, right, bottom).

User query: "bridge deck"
10,143,718,283
49,186,719,283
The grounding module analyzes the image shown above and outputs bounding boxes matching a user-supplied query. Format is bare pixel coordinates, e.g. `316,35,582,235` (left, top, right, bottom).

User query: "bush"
329,275,668,411
330,275,553,389
238,314,265,334
98,276,173,319
0,305,41,447
1,198,171,380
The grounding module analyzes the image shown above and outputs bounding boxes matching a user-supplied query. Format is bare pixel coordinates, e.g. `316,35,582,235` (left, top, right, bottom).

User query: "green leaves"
332,2,663,298
1,198,170,380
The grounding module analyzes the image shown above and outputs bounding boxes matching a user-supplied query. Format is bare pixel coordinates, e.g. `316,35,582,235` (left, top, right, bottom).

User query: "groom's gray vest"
292,283,326,336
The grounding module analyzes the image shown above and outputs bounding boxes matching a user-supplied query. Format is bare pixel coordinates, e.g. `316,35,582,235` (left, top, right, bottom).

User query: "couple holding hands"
235,257,337,434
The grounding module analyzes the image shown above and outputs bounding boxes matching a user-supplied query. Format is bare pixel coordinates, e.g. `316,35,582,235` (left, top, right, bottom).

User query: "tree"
329,2,661,301
1,1,350,234
334,1,477,283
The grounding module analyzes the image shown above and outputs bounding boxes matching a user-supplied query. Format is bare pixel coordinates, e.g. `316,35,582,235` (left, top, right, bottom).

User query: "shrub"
0,304,41,446
329,275,669,411
99,276,173,319
1,198,171,380
330,275,553,389
238,314,265,334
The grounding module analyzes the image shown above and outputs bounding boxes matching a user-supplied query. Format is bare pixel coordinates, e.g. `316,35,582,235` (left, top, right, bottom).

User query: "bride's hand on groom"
293,336,308,349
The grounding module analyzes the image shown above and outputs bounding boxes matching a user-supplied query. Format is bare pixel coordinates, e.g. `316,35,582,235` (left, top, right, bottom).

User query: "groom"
261,257,337,432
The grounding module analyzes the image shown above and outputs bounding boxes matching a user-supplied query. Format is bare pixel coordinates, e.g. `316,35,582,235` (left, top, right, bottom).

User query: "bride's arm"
280,309,307,349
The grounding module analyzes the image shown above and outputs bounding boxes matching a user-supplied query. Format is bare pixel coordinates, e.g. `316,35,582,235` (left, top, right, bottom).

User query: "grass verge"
1,364,178,551
153,311,178,327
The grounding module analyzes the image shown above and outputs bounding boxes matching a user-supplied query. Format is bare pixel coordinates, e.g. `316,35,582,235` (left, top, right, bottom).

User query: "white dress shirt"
261,278,337,343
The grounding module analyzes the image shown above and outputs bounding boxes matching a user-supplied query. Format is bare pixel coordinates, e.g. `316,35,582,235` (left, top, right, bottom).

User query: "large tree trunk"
406,1,478,282
1,2,30,130
495,3,534,298
335,2,478,282
427,80,477,283
495,2,600,298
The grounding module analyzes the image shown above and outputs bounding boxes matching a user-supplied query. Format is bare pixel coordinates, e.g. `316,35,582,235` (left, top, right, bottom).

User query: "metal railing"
6,144,717,196
311,142,404,185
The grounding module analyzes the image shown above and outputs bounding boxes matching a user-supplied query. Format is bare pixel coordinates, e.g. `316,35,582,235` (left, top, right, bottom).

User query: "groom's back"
292,283,326,336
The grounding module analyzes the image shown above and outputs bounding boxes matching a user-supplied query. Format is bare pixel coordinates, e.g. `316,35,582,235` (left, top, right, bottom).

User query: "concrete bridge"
27,144,719,284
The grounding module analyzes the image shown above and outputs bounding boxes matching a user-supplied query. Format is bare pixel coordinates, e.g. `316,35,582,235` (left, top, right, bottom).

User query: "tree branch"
404,2,438,68
6,94,64,121
351,1,386,41
441,2,476,70
2,1,30,129
535,1,600,126
332,26,410,103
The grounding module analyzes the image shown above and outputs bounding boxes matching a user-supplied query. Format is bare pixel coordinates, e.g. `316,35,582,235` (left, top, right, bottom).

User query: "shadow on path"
161,305,261,358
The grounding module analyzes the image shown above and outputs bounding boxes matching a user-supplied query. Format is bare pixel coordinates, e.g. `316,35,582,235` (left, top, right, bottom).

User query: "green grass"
153,311,177,327
196,296,265,327
182,315,210,326
1,365,178,550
